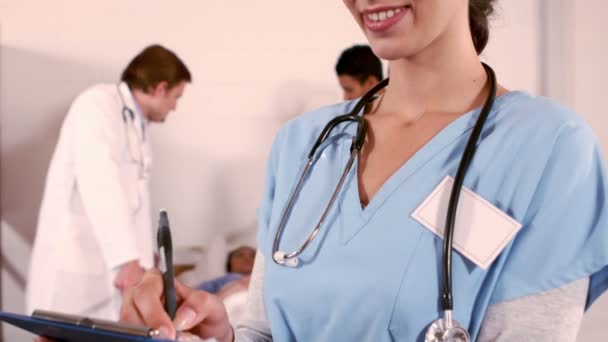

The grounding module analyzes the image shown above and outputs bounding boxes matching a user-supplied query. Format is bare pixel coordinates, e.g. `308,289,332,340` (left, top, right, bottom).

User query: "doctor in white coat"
26,45,191,320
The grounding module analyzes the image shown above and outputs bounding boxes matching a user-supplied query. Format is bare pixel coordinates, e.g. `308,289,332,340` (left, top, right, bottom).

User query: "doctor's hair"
335,45,383,84
121,44,191,92
469,0,496,55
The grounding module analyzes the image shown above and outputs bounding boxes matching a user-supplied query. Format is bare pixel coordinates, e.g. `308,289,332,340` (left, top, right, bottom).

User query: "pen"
158,209,177,320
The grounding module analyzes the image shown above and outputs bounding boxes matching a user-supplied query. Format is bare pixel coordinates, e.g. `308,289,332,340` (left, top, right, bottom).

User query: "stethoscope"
117,84,150,214
117,84,148,180
271,63,497,342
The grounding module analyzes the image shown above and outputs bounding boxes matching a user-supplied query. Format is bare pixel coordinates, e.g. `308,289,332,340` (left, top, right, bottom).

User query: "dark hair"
225,250,235,273
469,0,496,55
335,45,383,84
225,246,255,273
121,44,191,91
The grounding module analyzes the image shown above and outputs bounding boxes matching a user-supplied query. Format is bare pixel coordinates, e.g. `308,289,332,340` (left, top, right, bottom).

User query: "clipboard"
0,310,173,341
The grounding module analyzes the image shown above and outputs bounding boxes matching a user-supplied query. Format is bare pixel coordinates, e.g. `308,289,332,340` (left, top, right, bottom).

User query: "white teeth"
367,8,403,22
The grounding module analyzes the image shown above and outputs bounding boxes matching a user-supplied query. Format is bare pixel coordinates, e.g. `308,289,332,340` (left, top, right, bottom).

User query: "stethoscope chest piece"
425,315,470,342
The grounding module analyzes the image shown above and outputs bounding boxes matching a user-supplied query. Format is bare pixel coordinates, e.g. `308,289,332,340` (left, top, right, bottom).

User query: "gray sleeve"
234,251,272,342
233,254,588,342
477,277,588,341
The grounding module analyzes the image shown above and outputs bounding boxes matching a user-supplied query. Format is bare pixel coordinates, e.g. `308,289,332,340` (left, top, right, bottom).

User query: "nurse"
27,45,191,320
89,1,608,341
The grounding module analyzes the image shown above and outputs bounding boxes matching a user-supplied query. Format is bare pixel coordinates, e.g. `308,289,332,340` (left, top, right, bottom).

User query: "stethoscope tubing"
117,84,148,214
271,63,497,341
441,63,496,311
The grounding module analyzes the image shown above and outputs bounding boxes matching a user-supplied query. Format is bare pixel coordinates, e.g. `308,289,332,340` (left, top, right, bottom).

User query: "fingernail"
158,325,173,339
174,307,196,331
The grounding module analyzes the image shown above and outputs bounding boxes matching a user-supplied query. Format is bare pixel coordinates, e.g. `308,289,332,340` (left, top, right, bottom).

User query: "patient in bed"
197,246,255,298
195,246,255,324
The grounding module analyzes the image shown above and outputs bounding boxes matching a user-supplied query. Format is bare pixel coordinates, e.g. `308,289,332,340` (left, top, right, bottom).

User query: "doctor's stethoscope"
117,84,149,180
117,84,150,214
271,63,497,342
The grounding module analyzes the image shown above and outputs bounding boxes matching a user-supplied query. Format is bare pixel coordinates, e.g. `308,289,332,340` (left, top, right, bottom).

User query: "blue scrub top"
256,91,608,341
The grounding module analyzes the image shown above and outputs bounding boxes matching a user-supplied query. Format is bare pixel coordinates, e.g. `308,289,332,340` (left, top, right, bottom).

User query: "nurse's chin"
367,39,422,62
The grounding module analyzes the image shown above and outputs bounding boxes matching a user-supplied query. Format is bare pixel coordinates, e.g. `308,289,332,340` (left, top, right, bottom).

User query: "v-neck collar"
337,91,520,244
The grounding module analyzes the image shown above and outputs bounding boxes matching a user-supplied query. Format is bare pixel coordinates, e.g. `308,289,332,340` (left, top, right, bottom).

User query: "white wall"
0,0,367,248
0,0,605,340
0,0,540,256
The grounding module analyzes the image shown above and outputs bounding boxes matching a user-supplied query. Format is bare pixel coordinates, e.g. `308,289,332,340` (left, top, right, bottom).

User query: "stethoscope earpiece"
273,251,299,268
273,251,285,262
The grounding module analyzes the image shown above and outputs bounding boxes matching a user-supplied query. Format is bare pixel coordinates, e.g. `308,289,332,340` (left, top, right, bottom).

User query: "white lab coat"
26,82,155,320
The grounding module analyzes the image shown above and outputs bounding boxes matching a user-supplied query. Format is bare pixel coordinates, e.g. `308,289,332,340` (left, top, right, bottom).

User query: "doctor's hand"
114,259,145,294
120,269,234,342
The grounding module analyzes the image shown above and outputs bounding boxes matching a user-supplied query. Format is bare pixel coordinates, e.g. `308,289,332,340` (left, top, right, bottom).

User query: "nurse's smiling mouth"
362,4,413,33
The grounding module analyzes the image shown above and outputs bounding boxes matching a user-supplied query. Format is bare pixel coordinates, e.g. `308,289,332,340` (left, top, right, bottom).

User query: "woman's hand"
120,269,234,342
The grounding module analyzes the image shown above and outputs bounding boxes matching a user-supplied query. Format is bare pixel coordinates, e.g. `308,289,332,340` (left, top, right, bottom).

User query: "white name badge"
411,176,522,269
